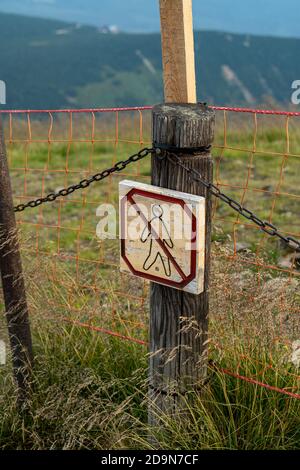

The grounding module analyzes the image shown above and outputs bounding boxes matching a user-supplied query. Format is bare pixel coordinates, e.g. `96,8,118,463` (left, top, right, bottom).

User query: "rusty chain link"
13,145,300,252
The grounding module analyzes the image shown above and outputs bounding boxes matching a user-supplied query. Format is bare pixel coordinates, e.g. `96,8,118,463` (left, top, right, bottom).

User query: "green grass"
0,247,299,450
7,115,300,258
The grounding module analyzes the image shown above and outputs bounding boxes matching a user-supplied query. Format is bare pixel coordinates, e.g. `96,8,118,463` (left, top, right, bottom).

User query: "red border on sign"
120,188,197,289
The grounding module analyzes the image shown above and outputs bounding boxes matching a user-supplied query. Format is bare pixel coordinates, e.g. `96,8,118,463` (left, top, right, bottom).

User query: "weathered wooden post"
148,0,215,424
0,116,33,404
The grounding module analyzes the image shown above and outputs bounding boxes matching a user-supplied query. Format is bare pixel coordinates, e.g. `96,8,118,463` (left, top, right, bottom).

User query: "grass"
1,307,300,450
0,248,299,450
0,111,300,449
7,112,300,259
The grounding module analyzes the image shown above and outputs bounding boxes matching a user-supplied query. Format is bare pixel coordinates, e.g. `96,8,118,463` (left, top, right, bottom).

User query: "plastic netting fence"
1,105,300,396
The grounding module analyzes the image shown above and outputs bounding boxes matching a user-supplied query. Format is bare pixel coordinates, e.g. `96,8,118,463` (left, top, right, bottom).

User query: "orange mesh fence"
0,105,299,397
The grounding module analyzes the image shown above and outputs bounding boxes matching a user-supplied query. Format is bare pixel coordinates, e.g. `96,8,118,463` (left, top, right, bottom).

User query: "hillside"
0,12,300,109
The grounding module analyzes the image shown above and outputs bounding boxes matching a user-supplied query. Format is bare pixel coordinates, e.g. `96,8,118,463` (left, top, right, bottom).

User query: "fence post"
149,104,215,424
0,117,33,404
148,0,215,426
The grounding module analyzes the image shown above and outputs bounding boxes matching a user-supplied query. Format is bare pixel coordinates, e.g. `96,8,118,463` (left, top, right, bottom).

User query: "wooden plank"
149,103,215,425
159,0,197,103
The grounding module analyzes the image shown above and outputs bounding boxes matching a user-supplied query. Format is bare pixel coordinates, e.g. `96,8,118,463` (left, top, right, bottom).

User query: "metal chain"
13,143,300,253
14,147,154,212
166,152,300,253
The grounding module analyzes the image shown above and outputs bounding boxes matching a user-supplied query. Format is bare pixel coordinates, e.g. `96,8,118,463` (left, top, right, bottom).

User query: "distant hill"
0,13,299,109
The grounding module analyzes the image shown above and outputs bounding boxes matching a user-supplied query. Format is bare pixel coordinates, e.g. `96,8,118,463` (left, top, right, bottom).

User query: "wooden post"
159,0,197,103
148,1,215,426
149,104,215,424
0,117,33,404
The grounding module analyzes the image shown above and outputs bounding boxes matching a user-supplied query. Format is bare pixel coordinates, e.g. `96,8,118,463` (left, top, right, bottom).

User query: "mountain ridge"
0,13,299,109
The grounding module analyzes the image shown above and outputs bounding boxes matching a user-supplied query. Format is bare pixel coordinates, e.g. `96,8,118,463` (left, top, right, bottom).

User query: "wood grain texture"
159,0,197,103
149,104,215,424
0,117,33,403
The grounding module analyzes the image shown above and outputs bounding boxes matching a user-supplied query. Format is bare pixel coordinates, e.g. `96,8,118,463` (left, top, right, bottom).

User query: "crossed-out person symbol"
140,204,174,277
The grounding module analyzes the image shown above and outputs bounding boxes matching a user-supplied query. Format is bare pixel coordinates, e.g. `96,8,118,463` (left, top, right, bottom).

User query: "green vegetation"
7,112,300,252
0,115,299,449
0,254,299,450
1,12,300,109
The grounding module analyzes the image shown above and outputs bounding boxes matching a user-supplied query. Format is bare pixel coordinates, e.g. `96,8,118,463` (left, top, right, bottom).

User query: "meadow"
0,108,299,449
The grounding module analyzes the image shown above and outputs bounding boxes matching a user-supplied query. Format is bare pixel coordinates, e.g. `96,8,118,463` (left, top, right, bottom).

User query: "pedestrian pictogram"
119,180,206,294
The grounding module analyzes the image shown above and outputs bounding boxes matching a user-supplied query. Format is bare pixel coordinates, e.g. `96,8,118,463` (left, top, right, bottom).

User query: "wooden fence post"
149,104,215,424
148,0,215,425
0,117,33,404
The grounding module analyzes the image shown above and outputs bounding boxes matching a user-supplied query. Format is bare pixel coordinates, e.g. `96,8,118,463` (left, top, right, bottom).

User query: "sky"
0,0,299,37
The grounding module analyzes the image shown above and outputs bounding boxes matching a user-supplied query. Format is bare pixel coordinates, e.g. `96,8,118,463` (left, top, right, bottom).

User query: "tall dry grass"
0,243,299,450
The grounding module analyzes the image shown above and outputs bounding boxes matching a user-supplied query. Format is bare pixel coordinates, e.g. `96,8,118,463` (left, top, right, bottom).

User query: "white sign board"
119,180,206,294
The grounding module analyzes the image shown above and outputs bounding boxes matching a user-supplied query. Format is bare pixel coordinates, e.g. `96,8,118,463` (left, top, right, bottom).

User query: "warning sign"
119,180,205,294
